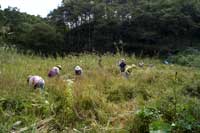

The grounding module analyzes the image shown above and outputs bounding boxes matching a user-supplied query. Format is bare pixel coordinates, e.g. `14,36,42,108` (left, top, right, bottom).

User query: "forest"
1,0,200,56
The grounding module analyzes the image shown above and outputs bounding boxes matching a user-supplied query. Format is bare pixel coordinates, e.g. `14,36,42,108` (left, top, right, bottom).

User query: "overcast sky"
0,0,62,17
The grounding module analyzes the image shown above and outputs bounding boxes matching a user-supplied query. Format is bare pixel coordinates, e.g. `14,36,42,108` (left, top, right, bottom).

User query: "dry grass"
0,47,200,132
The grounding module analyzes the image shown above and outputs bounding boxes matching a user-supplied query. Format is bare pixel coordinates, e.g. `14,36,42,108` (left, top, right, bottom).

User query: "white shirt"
52,67,60,74
29,76,44,86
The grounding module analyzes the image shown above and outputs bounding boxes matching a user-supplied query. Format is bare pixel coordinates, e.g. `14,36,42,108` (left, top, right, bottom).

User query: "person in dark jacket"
118,59,126,72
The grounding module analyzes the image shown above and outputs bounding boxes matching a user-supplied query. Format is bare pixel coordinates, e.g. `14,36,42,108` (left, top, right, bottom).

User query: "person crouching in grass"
75,66,83,76
124,64,137,78
27,75,45,91
48,65,62,78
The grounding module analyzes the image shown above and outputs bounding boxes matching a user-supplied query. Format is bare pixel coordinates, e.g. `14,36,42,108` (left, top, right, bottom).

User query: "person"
124,64,137,78
27,75,45,91
48,65,62,77
75,65,83,76
118,59,126,73
163,60,169,65
148,64,154,68
138,62,144,67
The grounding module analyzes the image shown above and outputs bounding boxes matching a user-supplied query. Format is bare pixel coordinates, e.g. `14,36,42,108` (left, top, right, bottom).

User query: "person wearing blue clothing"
118,59,126,72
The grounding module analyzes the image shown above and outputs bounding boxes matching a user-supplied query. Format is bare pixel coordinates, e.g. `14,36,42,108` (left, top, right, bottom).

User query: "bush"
149,120,171,132
25,23,64,56
170,48,200,67
172,100,200,132
130,107,160,133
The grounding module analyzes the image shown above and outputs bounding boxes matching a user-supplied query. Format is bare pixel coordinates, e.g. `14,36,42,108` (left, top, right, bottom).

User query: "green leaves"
169,48,200,67
136,107,160,122
150,120,171,132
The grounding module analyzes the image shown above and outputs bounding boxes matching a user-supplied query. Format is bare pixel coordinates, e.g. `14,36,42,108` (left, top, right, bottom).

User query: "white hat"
56,65,62,70
75,66,82,71
121,58,125,61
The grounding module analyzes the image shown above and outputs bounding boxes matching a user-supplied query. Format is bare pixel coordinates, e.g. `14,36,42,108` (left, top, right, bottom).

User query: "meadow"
0,47,200,133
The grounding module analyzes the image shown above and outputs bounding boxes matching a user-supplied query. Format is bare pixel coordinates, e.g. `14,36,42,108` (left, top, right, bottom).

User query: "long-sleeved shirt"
119,61,126,72
48,67,60,77
28,75,45,90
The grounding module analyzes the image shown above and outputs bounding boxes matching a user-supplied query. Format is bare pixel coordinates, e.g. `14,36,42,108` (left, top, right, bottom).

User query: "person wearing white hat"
27,75,45,91
74,66,83,76
48,65,62,78
118,59,126,73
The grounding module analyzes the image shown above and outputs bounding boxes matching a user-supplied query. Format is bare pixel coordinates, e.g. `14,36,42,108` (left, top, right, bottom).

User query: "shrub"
149,120,171,132
130,107,160,133
170,48,200,67
172,100,200,132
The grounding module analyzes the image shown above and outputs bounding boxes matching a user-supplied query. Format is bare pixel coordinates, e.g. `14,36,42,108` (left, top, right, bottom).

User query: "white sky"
0,0,62,17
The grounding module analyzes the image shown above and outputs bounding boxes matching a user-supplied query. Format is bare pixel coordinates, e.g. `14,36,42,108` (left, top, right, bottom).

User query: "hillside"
1,0,200,56
0,47,200,132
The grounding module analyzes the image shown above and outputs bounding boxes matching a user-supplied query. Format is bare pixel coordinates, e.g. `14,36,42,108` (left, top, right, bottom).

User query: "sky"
0,0,62,17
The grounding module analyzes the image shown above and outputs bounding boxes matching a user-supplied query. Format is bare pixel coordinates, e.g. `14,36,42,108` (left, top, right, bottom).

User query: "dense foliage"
169,47,200,67
0,7,64,55
1,0,200,55
48,0,200,54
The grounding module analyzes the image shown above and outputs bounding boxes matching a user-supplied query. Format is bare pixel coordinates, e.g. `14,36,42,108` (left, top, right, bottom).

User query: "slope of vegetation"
0,7,64,56
0,47,200,132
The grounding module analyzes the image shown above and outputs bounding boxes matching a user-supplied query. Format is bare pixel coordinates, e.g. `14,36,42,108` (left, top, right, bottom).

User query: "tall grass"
0,47,200,132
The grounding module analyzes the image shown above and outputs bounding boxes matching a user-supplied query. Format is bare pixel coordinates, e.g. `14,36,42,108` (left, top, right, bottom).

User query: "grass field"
0,47,200,132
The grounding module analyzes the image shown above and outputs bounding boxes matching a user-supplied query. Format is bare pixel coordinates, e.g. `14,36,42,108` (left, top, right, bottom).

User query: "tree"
26,23,64,56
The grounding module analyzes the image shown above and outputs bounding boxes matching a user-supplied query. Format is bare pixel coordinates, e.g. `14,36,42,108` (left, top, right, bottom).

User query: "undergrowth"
0,47,200,132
